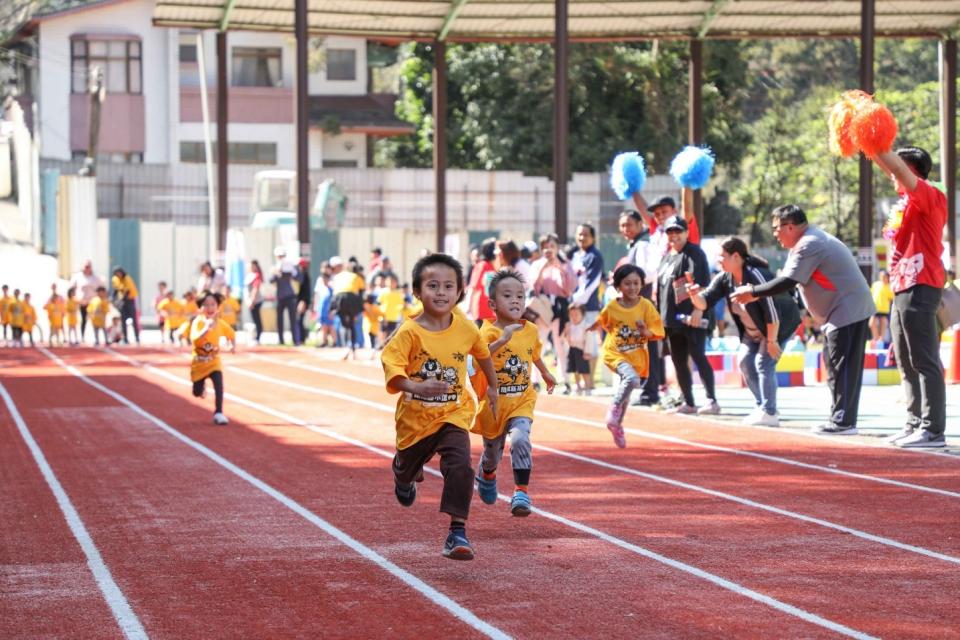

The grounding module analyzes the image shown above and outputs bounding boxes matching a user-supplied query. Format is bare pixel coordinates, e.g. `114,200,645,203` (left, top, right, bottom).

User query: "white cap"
328,256,343,268
274,246,287,258
523,240,538,252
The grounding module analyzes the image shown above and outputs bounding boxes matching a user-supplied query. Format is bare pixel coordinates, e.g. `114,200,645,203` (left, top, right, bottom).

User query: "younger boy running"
473,270,556,516
381,253,498,560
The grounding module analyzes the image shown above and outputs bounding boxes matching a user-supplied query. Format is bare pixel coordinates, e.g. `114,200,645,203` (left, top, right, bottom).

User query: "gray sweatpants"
613,361,644,418
479,416,533,486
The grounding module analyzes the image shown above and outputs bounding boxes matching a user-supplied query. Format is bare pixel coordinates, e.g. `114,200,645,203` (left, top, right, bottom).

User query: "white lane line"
101,349,877,640
249,354,960,498
0,382,149,640
38,348,511,640
223,361,960,567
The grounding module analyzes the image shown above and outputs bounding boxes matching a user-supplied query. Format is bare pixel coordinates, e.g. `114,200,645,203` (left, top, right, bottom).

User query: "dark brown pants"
392,424,473,520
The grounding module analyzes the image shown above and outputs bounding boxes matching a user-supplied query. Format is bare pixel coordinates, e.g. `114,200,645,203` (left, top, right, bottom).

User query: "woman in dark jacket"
689,236,801,427
656,215,717,414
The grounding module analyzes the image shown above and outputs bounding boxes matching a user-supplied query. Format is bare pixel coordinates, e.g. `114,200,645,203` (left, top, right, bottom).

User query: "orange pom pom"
828,90,873,158
851,101,898,158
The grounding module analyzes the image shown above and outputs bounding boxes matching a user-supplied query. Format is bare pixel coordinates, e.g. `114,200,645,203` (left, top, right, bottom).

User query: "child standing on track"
563,304,592,395
21,293,37,347
87,287,110,346
189,291,236,426
472,270,556,517
8,289,24,346
44,286,66,346
0,284,10,344
381,253,499,560
589,264,664,448
65,287,80,346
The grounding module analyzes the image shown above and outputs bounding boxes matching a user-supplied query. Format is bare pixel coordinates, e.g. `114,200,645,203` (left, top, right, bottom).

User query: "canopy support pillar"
553,0,569,243
941,38,957,271
688,38,704,230
433,40,448,253
858,0,875,280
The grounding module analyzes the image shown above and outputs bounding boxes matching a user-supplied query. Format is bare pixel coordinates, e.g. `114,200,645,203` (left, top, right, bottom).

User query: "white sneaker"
896,430,946,448
741,407,764,424
697,399,721,415
884,426,916,445
745,411,780,427
213,412,229,425
671,403,697,415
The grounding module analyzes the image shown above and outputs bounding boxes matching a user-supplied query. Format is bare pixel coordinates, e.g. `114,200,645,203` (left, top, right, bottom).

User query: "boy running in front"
472,270,556,516
589,264,664,448
189,291,236,425
381,254,498,560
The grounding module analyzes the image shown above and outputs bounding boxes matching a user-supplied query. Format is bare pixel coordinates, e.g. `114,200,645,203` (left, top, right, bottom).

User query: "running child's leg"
476,432,506,505
506,416,534,516
210,371,224,414
434,425,475,559
192,377,206,398
605,362,642,448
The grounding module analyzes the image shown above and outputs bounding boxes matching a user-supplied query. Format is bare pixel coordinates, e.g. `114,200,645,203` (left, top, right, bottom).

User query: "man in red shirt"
871,146,947,448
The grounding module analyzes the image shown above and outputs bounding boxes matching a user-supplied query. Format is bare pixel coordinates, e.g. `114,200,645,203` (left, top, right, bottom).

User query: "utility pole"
83,65,105,177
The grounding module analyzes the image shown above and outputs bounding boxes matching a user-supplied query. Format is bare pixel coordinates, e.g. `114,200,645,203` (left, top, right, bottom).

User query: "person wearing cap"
69,260,106,343
111,266,140,345
732,205,874,436
656,215,719,415
633,189,701,246
270,247,300,346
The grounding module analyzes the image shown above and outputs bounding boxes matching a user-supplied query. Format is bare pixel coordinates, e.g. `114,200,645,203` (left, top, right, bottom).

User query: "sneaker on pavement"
475,471,498,505
745,411,780,427
510,490,532,517
395,481,417,507
813,423,858,436
671,403,697,415
213,412,229,425
896,430,946,448
884,426,917,445
443,530,475,560
697,400,721,415
741,407,764,424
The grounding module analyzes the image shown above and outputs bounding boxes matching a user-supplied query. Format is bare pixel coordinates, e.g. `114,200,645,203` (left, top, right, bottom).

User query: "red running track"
1,346,958,639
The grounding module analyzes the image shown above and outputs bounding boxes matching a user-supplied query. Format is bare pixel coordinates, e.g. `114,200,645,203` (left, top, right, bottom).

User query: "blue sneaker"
475,471,498,505
394,481,416,507
510,490,532,517
442,530,475,560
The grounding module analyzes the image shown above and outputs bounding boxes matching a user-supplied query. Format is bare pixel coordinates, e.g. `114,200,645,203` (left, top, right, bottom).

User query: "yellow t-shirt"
219,297,241,328
157,298,186,331
87,298,109,329
0,295,10,324
402,299,423,320
22,303,36,331
182,299,199,319
364,303,385,336
471,320,542,439
332,271,365,295
44,299,66,329
112,274,139,300
189,316,236,382
597,298,664,377
65,299,80,328
8,299,24,328
381,313,491,450
871,281,894,314
379,289,406,323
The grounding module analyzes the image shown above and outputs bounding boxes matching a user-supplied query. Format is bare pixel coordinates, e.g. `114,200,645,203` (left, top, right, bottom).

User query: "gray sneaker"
884,426,916,445
813,423,858,436
697,399,721,415
896,430,946,448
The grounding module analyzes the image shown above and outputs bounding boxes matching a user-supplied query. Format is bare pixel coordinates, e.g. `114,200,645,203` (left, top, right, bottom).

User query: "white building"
5,0,411,169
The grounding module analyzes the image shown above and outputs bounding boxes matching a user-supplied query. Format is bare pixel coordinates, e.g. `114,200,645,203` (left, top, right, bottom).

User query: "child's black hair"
411,253,465,303
365,293,378,304
196,290,223,306
896,146,933,180
487,268,526,298
612,263,646,289
96,286,107,293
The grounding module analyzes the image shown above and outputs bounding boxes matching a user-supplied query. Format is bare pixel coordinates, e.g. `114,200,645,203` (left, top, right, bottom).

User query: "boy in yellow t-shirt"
218,286,241,330
190,291,236,425
363,293,385,349
471,270,556,517
22,292,37,347
381,254,498,561
65,287,80,345
589,264,664,448
44,286,66,346
0,284,11,343
378,275,405,336
156,291,183,344
173,291,199,346
86,287,110,346
8,289,24,346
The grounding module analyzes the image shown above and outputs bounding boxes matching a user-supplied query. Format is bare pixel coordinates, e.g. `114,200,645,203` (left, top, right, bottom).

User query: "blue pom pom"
669,146,715,190
609,152,646,200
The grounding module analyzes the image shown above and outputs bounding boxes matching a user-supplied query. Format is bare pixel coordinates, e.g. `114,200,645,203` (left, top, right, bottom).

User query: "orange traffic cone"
949,329,960,384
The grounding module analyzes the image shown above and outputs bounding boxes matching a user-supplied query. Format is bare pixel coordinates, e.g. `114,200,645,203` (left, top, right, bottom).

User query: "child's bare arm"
533,358,557,393
488,323,523,355
476,356,499,415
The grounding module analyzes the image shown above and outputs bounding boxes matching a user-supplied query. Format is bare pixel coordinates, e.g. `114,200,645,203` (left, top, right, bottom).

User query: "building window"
326,48,356,81
180,141,277,165
71,151,144,164
71,37,142,94
231,47,281,87
179,33,200,87
322,159,358,168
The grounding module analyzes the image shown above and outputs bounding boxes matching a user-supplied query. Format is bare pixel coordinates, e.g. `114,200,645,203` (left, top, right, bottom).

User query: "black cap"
663,215,688,232
646,196,676,212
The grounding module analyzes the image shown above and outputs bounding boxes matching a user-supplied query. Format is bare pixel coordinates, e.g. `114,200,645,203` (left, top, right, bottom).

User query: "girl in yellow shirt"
86,287,110,346
471,270,556,517
190,291,236,425
589,264,664,448
8,289,24,346
380,254,498,561
65,287,80,346
44,287,66,346
22,293,37,347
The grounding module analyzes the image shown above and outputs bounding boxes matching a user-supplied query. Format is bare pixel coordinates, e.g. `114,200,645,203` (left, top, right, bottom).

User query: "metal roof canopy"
153,0,958,270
